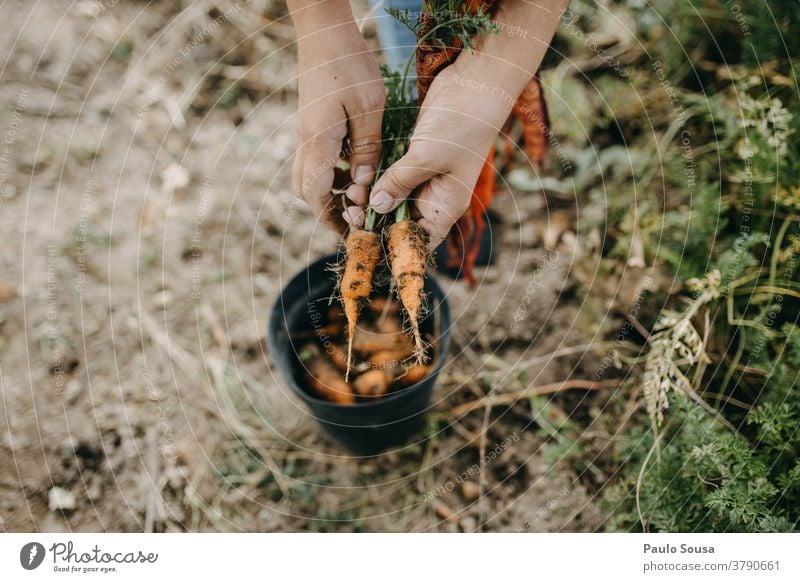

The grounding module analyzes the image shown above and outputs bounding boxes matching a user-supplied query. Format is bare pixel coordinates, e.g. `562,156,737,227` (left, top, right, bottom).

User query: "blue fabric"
368,0,421,72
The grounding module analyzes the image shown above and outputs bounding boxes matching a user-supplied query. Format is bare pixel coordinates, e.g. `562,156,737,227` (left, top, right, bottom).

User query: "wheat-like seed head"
643,271,721,425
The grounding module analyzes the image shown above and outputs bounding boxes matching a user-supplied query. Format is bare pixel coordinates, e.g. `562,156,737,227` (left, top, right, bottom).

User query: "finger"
345,183,369,206
346,96,383,186
342,205,365,228
370,148,439,214
418,217,448,250
415,174,473,249
300,129,346,230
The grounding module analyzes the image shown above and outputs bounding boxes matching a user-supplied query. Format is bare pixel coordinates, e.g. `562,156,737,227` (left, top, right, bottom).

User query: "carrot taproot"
386,219,428,362
340,228,381,379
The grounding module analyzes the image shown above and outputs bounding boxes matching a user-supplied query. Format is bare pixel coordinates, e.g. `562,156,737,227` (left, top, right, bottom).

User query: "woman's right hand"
290,1,385,232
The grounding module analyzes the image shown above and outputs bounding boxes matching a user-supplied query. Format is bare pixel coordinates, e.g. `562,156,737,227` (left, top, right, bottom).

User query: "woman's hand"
365,65,512,247
290,1,384,231
350,0,569,246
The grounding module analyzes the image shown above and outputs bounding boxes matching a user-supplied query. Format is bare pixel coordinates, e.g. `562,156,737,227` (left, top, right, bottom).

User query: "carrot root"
340,229,382,380
387,219,428,363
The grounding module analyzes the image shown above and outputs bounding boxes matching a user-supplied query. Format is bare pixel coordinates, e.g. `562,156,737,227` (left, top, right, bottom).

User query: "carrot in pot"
353,369,390,398
399,363,430,385
340,228,382,379
386,213,428,363
302,346,355,405
368,296,400,316
373,308,404,335
352,324,414,355
369,349,413,369
328,342,351,374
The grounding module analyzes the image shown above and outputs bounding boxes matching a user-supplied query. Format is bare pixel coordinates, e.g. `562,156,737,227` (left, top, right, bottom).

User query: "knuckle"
299,119,343,146
407,142,435,164
307,129,330,148
386,169,415,194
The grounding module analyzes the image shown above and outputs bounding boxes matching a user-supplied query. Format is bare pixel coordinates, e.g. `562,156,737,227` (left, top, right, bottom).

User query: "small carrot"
368,296,400,316
370,349,413,369
386,213,428,363
373,309,404,335
399,363,430,385
304,352,354,405
353,369,390,398
327,305,346,320
352,325,414,355
340,228,381,379
328,343,351,374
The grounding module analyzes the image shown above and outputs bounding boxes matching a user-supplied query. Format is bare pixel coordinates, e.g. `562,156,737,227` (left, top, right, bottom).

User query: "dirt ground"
0,0,624,532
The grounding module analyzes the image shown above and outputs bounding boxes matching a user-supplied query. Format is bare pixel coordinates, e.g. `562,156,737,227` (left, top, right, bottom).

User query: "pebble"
64,379,82,403
48,487,76,512
461,481,480,502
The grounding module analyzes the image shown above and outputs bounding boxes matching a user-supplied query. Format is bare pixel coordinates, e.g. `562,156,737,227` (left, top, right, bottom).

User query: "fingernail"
342,206,365,228
370,190,394,213
352,165,375,186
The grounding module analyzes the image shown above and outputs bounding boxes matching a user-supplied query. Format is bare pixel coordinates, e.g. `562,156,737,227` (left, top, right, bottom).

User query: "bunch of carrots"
337,3,501,381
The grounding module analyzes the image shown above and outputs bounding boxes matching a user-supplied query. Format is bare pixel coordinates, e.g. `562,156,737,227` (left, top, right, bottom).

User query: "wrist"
452,0,567,104
450,56,524,121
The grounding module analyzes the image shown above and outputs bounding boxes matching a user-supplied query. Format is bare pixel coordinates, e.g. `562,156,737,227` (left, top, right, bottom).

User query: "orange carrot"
306,358,354,404
368,296,400,316
340,228,381,379
373,309,404,335
386,219,428,362
353,369,390,398
352,325,414,355
399,363,430,385
370,349,413,369
328,343,351,373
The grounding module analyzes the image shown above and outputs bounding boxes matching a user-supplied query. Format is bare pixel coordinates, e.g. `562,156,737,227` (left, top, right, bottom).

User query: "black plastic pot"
268,253,452,455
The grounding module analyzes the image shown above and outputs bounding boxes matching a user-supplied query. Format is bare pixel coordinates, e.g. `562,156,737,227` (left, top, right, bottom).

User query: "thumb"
369,147,439,214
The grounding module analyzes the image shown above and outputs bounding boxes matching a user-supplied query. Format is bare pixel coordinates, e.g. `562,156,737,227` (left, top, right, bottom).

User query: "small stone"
519,222,538,247
86,481,101,501
160,163,190,195
461,481,480,502
460,515,478,532
48,487,76,511
560,230,577,252
165,466,184,490
153,290,173,309
64,379,82,403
